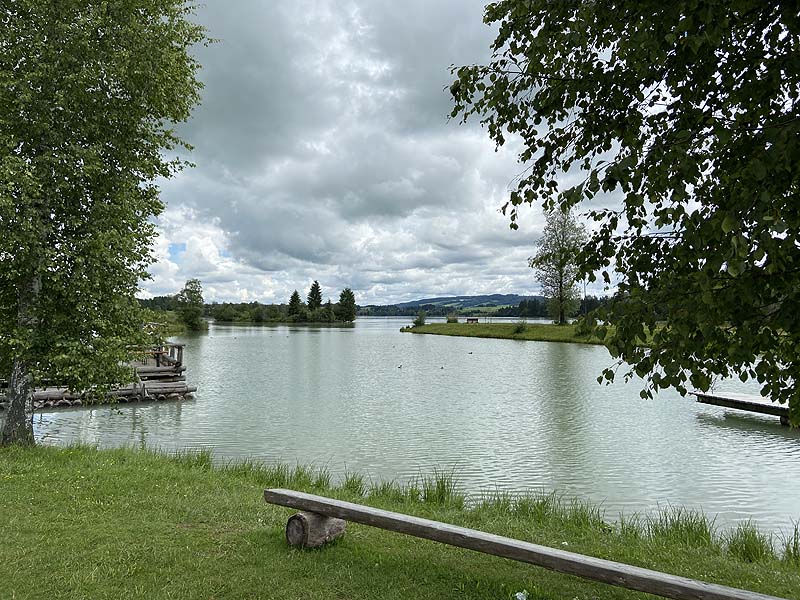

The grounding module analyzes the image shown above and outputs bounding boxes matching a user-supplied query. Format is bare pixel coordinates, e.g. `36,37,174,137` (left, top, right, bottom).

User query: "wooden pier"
691,391,790,426
0,343,196,412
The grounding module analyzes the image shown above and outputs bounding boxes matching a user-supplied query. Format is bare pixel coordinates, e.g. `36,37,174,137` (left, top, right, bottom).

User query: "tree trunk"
1,273,40,446
1,358,34,445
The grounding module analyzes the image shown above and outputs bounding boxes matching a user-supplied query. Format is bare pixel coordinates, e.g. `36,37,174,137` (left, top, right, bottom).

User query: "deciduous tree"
0,0,207,444
451,1,800,422
177,279,204,331
529,210,587,324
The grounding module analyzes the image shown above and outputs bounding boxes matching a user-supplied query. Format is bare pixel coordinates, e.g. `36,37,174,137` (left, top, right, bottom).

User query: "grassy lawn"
1,445,798,600
402,322,607,345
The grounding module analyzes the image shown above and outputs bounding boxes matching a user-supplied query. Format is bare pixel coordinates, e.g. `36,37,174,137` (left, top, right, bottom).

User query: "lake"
26,317,800,533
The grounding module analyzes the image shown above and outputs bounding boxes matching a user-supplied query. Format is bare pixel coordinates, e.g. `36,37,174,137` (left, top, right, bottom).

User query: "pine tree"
288,290,302,316
307,280,322,311
337,288,357,322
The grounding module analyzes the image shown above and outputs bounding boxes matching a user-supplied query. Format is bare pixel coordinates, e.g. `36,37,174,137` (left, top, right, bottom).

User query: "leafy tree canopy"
451,2,800,422
529,209,588,324
177,279,204,330
0,0,207,444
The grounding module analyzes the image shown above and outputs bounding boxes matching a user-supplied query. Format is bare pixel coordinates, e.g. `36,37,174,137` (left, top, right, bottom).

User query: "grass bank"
2,445,798,599
402,322,608,345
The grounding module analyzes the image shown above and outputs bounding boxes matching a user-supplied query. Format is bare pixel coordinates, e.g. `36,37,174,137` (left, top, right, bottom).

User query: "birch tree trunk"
0,274,40,446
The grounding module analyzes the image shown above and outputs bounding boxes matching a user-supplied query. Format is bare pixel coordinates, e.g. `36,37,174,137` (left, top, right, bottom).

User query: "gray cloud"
146,0,612,304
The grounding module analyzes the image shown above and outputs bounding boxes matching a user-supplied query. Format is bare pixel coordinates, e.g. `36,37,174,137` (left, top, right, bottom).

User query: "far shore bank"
401,322,608,345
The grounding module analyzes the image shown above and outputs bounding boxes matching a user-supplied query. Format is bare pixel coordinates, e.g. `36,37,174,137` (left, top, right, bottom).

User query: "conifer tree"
307,280,322,311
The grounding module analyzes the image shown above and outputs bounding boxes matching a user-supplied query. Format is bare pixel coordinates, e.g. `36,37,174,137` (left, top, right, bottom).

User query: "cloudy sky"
144,0,582,305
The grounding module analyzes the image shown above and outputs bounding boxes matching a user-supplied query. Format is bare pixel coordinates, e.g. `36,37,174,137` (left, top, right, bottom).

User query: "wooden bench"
263,489,783,600
466,317,479,324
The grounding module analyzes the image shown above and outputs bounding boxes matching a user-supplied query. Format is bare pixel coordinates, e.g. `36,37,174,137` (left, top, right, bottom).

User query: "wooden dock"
0,343,196,411
691,391,790,426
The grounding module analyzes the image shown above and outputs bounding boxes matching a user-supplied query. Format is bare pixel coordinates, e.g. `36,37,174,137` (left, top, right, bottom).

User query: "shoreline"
1,445,797,599
401,322,607,345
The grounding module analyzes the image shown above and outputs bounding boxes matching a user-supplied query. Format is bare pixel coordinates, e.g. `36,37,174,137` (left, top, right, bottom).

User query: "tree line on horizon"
140,280,358,324
357,295,608,318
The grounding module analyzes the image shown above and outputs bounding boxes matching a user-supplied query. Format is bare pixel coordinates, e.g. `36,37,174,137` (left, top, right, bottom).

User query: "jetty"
691,391,790,426
0,343,196,411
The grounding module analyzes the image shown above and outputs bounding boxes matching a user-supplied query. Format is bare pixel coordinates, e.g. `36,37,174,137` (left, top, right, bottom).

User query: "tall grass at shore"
1,444,798,600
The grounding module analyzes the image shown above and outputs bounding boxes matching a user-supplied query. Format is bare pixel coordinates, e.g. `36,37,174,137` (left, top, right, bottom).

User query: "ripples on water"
23,318,800,533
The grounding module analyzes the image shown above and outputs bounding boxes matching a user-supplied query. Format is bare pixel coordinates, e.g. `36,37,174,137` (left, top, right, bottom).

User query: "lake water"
26,317,800,533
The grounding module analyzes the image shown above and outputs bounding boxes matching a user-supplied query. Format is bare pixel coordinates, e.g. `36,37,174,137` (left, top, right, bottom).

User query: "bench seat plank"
264,489,784,600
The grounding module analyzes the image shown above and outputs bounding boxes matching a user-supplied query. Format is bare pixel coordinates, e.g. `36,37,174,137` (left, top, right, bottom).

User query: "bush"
513,320,527,334
446,314,458,323
413,311,427,327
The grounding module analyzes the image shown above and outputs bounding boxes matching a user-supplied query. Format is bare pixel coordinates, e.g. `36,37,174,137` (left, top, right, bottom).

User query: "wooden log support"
285,511,346,548
263,489,786,600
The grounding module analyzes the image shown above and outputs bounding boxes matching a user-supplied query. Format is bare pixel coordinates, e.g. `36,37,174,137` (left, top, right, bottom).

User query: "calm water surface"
29,318,800,533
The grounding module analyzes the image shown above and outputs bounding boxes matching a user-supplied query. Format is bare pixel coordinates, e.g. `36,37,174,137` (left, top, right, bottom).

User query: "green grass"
1,445,798,600
402,322,608,345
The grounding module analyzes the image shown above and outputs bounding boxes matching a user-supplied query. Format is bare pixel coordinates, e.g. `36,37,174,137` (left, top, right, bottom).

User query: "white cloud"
143,0,615,305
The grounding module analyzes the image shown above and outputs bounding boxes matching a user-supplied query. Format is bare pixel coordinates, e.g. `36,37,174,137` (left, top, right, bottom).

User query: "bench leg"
286,511,346,548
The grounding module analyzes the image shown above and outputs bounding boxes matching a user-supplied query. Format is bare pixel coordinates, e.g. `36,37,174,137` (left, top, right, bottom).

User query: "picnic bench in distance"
263,489,785,600
465,317,479,324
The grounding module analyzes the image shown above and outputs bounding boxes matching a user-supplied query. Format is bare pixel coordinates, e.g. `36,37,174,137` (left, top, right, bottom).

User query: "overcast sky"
143,0,593,305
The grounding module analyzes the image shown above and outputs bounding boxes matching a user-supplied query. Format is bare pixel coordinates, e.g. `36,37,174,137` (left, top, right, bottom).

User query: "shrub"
413,310,427,327
446,314,458,323
513,320,527,334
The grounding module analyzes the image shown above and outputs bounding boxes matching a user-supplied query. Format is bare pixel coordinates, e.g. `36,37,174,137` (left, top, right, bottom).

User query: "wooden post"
285,511,346,548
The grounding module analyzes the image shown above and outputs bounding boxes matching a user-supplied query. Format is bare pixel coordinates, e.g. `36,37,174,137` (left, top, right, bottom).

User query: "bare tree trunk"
1,358,34,445
1,274,40,446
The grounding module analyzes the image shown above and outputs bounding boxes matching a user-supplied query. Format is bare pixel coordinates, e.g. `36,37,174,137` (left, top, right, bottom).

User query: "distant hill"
358,294,547,317
392,294,543,309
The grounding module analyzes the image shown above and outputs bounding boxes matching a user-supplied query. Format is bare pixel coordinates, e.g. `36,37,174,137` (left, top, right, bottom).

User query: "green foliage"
782,523,800,566
176,279,205,331
287,290,303,317
446,313,459,323
513,320,527,334
324,299,336,323
451,1,800,419
413,310,427,327
725,522,775,563
337,287,357,322
0,0,207,443
419,468,464,508
646,507,716,548
342,470,366,497
139,295,180,312
528,209,587,324
307,280,323,311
